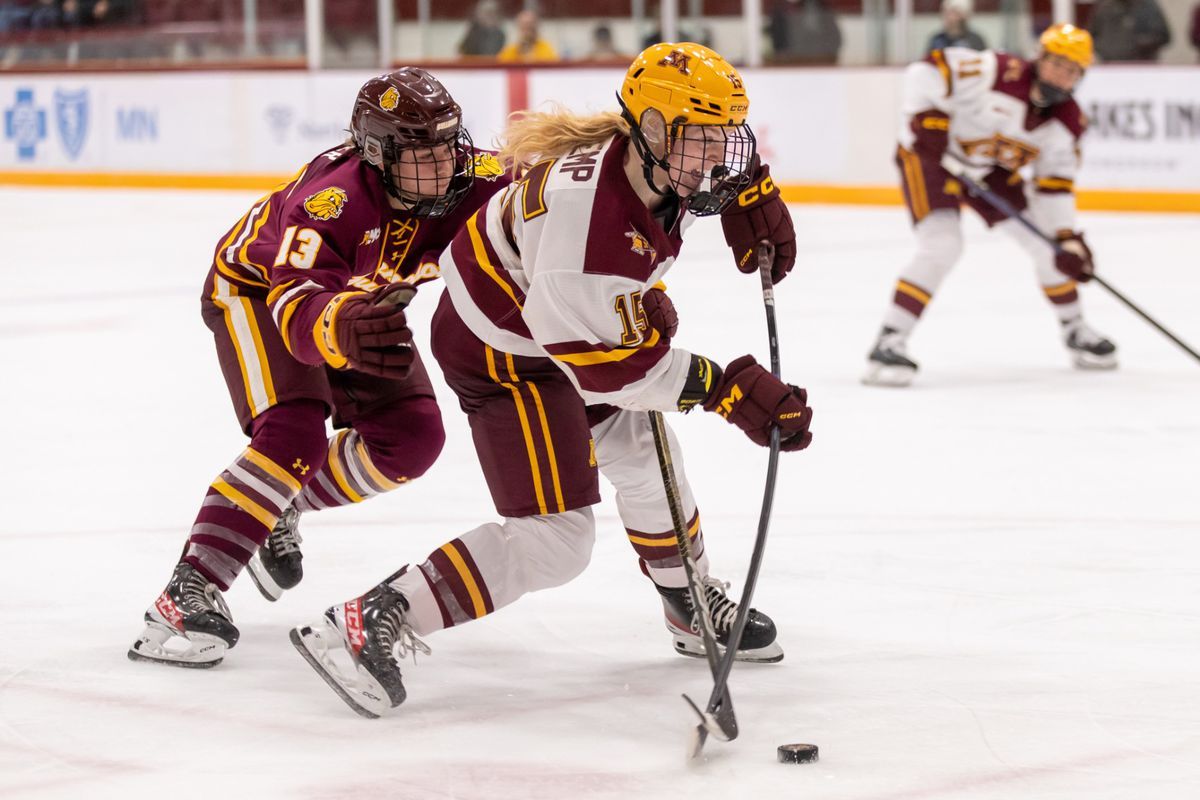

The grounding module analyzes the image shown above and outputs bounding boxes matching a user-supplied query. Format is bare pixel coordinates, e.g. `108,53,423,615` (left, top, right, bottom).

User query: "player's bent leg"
251,394,446,601
998,217,1118,370
291,508,595,716
591,409,782,663
132,401,328,665
865,210,964,386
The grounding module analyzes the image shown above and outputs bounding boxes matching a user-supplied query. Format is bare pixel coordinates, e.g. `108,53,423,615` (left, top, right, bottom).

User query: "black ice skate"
1063,319,1118,370
290,577,429,718
863,327,918,387
247,506,302,601
128,561,239,668
658,577,784,664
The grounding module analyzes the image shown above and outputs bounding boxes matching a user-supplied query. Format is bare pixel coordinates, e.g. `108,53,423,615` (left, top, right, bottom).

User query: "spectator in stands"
584,23,622,60
458,0,505,57
28,0,61,29
497,9,558,62
0,2,30,33
640,2,712,49
1088,0,1171,62
1190,1,1200,59
767,0,842,65
926,0,986,53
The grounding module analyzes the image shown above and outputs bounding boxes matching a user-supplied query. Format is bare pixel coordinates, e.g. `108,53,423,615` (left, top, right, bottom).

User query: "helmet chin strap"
619,96,677,200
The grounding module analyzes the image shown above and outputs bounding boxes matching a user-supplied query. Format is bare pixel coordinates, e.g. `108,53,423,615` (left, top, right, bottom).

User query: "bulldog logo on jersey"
303,187,349,221
473,152,504,180
626,227,656,262
379,86,400,111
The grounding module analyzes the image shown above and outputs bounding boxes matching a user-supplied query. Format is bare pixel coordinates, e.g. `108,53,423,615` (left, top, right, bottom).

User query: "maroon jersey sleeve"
260,165,385,367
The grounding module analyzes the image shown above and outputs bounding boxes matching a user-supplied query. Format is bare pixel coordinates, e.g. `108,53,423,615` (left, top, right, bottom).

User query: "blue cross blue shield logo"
3,88,48,161
54,88,89,161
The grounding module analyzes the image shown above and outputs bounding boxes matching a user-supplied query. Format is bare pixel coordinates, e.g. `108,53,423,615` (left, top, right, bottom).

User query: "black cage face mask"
665,122,757,217
380,128,476,219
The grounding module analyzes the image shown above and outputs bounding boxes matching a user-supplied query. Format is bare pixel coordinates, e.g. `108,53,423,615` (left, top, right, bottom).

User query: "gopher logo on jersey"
473,153,504,181
959,134,1040,172
379,86,400,111
303,187,348,221
626,227,656,262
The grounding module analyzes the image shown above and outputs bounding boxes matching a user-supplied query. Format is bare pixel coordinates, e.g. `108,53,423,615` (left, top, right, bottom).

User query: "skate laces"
703,577,739,632
181,567,233,621
378,601,431,665
269,507,302,556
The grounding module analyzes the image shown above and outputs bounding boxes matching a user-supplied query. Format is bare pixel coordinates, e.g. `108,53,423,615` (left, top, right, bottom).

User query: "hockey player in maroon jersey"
864,24,1117,387
128,68,511,668
290,43,812,718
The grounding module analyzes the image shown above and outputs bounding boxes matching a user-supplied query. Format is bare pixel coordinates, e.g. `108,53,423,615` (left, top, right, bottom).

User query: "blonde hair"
497,106,629,175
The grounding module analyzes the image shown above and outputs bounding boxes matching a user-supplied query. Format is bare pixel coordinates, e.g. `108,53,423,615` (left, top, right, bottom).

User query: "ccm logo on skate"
716,386,742,418
344,600,366,655
155,592,185,631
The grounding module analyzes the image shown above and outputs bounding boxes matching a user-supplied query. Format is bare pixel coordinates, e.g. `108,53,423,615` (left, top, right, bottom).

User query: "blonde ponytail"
497,106,629,175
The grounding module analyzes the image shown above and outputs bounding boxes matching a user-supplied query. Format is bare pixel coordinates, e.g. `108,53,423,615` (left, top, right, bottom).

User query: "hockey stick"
647,409,737,748
686,241,783,759
946,161,1200,365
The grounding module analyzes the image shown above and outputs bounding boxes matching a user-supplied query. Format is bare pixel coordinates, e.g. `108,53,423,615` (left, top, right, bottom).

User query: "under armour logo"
292,459,310,475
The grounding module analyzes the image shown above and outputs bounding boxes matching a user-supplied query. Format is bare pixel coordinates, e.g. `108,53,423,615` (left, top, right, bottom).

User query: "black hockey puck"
777,743,819,764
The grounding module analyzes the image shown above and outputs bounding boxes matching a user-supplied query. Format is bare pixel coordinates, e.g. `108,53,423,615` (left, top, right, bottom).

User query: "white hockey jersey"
899,47,1087,231
439,135,698,411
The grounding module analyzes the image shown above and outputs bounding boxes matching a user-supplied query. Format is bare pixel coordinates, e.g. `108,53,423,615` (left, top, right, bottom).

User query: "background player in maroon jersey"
128,68,510,668
288,43,812,718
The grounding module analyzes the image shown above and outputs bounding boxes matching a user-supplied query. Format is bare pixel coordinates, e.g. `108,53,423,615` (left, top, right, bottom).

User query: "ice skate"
1063,319,1118,370
290,578,429,718
128,562,239,668
863,327,918,387
247,506,303,602
658,577,784,664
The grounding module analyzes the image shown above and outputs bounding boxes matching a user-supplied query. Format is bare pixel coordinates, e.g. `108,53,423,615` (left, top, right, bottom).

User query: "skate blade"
1072,352,1118,370
247,553,284,602
289,623,396,719
127,622,225,668
672,635,785,664
861,362,916,387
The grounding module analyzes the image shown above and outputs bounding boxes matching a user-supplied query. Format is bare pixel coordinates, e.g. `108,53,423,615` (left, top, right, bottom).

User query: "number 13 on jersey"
274,225,324,270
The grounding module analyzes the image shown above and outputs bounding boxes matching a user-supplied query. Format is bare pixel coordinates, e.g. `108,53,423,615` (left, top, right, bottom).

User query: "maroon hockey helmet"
350,68,475,218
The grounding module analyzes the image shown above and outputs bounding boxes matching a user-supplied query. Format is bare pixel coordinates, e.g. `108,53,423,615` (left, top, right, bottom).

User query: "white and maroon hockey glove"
1054,231,1094,283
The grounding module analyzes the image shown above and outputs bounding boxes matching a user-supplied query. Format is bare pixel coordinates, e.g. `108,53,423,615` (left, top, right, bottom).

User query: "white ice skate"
659,577,784,664
291,581,429,718
128,562,239,668
863,327,918,387
1063,319,1118,370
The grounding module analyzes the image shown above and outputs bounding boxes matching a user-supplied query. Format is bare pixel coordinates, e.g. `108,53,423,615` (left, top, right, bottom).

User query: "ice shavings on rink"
1,188,1197,799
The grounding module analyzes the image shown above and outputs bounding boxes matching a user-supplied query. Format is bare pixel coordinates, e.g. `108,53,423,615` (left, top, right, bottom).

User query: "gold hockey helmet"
620,42,749,127
1039,23,1094,70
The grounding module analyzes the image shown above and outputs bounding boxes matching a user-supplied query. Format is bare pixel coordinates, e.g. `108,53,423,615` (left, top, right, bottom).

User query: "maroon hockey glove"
703,355,812,451
720,161,796,284
982,167,1026,209
641,287,678,342
910,110,950,162
1054,231,1094,283
321,283,416,379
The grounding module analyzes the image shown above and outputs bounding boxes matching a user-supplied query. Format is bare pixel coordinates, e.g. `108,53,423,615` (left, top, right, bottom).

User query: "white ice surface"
1,188,1197,799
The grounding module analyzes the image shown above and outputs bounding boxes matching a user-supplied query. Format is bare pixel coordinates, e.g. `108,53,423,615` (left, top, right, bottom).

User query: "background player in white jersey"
864,24,1116,387
289,42,812,717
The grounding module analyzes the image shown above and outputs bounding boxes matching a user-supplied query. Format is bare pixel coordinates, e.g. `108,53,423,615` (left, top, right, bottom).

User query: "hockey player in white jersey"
289,42,813,717
864,23,1116,387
